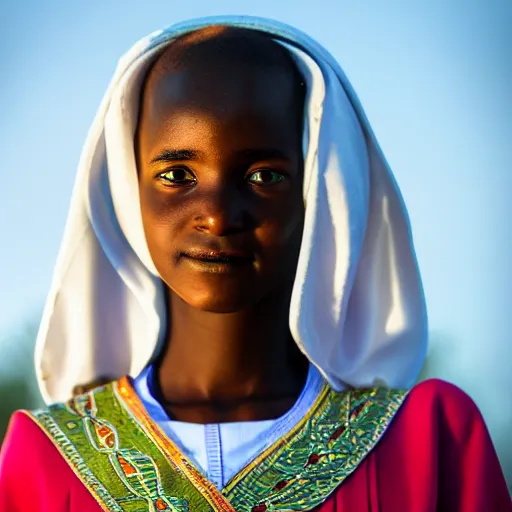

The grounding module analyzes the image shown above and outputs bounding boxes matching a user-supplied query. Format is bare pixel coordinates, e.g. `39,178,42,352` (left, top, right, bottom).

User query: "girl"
0,16,510,512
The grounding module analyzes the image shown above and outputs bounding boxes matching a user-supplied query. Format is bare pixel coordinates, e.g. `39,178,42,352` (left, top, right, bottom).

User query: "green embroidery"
28,380,407,512
29,383,213,511
31,408,124,512
222,387,407,511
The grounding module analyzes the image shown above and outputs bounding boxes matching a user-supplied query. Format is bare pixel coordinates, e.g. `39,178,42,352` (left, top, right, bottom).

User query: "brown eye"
158,168,196,186
247,169,285,185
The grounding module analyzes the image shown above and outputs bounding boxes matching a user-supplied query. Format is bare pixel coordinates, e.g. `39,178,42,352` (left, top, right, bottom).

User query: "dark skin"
136,30,308,423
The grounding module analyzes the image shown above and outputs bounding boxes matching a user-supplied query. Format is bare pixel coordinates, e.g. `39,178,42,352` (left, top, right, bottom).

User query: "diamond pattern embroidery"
67,390,189,512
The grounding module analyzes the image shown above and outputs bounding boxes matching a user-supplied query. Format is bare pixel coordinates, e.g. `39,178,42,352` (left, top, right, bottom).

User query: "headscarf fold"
35,16,428,404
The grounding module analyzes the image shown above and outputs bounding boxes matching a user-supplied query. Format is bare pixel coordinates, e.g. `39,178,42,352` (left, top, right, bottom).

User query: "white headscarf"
35,16,428,404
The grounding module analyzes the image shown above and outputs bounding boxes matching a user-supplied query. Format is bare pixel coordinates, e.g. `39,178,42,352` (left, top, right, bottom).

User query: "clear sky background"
0,0,510,482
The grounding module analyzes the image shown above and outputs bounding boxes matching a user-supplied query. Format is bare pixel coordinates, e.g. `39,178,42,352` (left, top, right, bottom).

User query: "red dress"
0,379,510,511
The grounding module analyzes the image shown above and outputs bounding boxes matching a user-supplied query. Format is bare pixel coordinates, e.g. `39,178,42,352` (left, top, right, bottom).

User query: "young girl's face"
136,41,305,313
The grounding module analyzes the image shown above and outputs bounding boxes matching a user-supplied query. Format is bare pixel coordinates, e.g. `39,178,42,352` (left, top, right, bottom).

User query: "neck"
155,289,308,422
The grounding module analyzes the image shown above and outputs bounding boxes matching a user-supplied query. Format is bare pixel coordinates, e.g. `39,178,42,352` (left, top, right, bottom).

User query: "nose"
193,183,247,236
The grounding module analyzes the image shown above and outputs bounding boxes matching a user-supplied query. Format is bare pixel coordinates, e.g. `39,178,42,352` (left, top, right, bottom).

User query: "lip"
179,248,254,273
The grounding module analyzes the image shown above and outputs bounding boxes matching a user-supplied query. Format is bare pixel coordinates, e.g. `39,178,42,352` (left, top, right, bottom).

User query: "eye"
246,169,285,186
157,167,196,187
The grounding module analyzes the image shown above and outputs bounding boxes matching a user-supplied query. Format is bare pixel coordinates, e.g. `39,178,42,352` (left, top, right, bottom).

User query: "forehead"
137,51,303,153
145,61,298,119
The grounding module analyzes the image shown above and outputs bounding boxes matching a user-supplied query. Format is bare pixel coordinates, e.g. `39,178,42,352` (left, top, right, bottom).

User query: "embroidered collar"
27,378,407,511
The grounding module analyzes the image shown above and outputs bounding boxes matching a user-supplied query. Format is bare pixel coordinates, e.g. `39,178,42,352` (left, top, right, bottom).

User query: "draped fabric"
33,16,427,404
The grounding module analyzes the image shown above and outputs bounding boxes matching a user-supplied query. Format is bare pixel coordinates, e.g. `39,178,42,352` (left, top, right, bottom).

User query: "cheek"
256,196,305,259
139,189,183,264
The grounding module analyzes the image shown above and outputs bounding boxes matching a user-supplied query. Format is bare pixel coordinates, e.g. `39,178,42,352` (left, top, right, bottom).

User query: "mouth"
180,249,254,273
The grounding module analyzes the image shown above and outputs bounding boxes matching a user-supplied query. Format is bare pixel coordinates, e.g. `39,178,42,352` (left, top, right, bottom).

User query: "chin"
167,274,263,314
182,290,258,314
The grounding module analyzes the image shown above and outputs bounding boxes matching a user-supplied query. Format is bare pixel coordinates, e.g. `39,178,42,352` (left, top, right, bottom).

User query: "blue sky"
0,0,511,477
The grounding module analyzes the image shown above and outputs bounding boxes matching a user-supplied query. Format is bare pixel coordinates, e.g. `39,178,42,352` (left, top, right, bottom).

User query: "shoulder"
400,383,511,508
0,392,99,475
400,378,486,440
406,378,480,414
0,409,65,471
2,409,54,455
0,409,69,507
1,406,106,510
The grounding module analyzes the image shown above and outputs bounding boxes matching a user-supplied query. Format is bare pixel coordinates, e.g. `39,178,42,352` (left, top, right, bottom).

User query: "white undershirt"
133,364,325,489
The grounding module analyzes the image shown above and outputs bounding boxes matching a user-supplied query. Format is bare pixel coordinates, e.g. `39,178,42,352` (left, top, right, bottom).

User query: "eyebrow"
150,147,291,165
150,149,200,164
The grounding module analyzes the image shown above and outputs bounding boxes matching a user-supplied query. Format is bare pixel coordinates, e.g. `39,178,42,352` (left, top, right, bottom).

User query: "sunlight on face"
136,33,305,313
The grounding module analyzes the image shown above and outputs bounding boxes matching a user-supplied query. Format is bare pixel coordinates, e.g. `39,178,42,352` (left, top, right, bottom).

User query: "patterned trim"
225,384,331,489
25,409,123,512
116,377,236,512
27,384,209,511
29,378,408,512
116,377,407,511
222,387,408,511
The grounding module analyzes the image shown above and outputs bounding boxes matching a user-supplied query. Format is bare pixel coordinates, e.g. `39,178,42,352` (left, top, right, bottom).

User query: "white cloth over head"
35,16,428,404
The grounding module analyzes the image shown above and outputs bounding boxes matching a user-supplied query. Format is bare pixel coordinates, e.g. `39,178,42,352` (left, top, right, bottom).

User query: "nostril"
191,207,248,237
